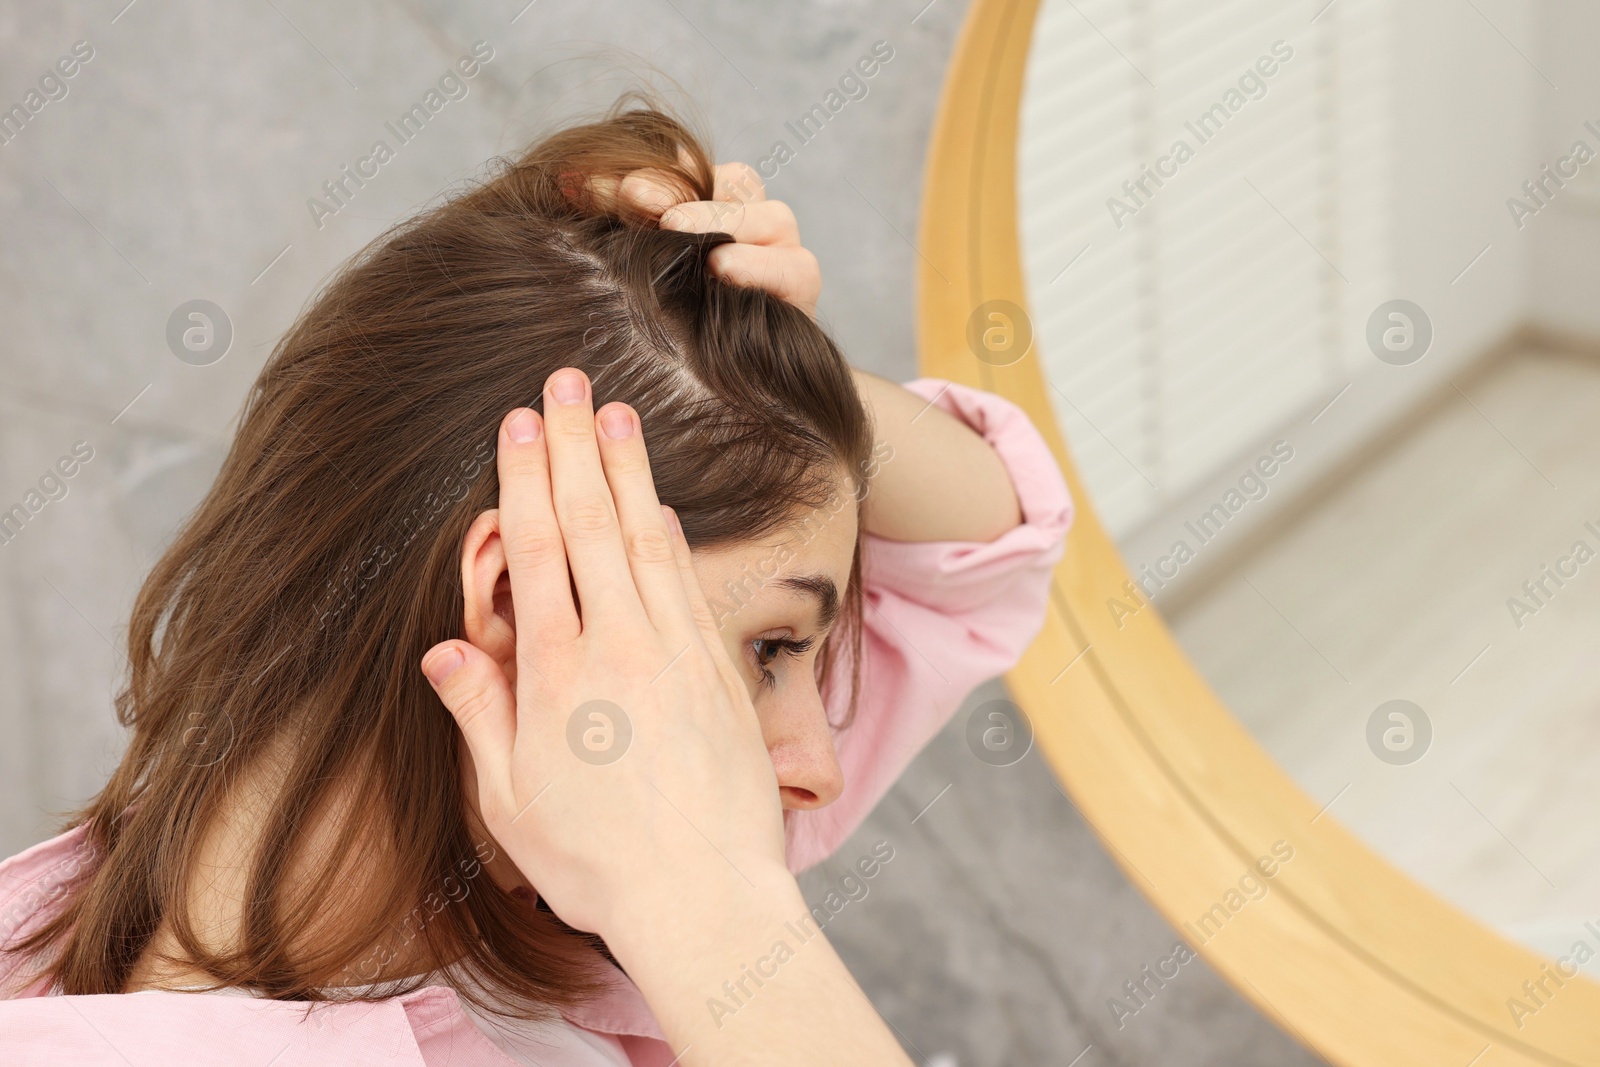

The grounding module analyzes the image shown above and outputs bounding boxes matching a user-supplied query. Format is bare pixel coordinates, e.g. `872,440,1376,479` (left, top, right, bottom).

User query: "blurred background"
2,0,1594,1064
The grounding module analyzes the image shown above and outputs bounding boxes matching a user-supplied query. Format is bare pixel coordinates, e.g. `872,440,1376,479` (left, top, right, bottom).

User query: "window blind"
1018,0,1395,538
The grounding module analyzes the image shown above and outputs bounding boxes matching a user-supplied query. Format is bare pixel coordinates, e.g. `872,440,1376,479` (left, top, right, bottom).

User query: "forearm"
852,368,1021,543
605,866,913,1066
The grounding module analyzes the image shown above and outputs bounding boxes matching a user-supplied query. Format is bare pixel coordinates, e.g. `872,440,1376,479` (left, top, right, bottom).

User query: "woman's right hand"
418,366,791,943
420,367,913,1066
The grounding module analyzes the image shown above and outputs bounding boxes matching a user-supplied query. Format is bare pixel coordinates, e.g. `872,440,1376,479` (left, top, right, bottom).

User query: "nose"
758,686,845,811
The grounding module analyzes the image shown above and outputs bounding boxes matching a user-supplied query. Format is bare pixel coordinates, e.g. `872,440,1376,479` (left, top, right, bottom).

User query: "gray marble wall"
0,2,1317,1063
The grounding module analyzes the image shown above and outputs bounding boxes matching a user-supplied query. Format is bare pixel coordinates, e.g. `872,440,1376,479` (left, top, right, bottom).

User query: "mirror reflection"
1019,0,1600,967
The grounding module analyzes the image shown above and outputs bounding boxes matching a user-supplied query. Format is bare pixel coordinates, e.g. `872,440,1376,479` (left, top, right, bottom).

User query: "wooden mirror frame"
914,1,1600,1063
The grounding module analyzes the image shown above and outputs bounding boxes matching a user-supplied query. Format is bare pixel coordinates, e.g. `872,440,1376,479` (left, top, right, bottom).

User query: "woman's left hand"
621,161,822,317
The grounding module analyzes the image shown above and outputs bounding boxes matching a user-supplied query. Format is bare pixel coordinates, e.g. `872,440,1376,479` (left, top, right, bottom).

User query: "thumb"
422,640,516,796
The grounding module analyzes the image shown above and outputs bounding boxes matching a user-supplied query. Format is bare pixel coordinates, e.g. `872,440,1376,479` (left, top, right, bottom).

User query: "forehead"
690,488,859,622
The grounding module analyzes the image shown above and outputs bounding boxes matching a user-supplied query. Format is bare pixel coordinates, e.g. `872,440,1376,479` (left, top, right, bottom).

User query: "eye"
750,635,816,689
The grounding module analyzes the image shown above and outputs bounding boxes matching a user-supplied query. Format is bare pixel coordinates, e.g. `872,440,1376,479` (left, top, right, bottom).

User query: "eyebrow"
775,573,840,630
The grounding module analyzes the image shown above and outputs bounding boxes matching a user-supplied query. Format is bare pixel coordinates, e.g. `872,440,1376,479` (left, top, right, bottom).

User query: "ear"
461,509,517,683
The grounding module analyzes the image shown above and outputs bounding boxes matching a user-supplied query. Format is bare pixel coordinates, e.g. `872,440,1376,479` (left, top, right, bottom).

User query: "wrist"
600,859,807,976
597,859,918,1065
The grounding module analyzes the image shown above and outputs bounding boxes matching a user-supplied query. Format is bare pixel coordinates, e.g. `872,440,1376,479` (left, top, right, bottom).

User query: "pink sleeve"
784,378,1073,873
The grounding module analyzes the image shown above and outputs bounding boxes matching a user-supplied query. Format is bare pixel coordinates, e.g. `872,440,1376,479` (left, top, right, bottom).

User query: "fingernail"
423,646,464,686
550,370,587,405
600,407,634,439
507,409,540,443
662,505,681,535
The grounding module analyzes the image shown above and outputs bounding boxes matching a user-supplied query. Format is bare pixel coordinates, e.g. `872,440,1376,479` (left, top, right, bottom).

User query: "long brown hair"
4,93,872,1020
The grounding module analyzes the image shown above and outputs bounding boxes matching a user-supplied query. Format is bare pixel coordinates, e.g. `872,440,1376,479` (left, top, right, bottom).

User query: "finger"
594,402,696,638
570,172,623,213
662,505,750,701
423,640,516,805
659,199,745,240
661,505,721,652
712,161,766,203
608,147,707,216
660,199,799,247
541,368,643,627
496,408,581,650
615,169,681,216
677,145,697,170
706,243,821,314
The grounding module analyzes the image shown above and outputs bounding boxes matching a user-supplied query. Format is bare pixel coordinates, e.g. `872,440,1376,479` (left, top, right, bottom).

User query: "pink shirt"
0,378,1072,1065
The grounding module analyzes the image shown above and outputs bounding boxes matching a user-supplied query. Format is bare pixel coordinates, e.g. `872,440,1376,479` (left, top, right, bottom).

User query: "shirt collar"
556,956,666,1042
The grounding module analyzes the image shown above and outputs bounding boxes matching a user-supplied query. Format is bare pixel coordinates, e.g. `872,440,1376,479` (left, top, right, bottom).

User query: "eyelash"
751,635,817,689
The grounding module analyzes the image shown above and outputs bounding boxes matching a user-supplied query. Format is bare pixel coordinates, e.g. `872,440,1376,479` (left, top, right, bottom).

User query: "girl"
0,97,1071,1064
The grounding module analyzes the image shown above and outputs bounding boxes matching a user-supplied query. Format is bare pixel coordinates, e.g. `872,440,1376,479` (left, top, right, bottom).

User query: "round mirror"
920,0,1600,1061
